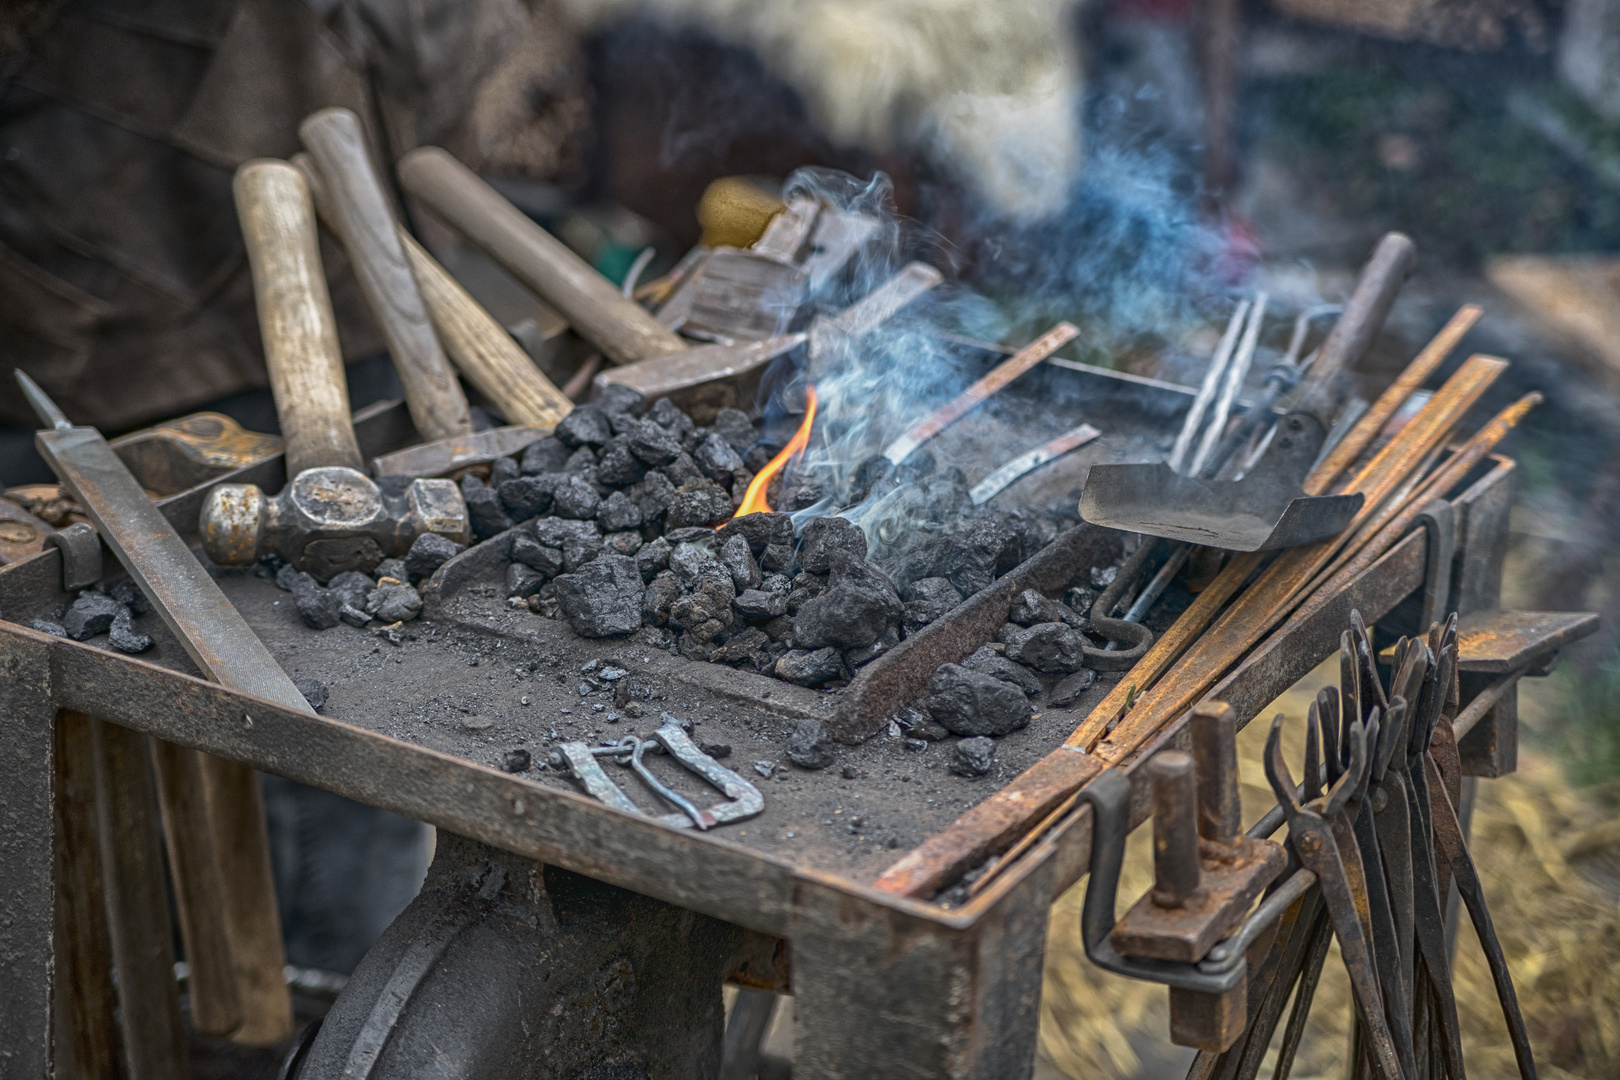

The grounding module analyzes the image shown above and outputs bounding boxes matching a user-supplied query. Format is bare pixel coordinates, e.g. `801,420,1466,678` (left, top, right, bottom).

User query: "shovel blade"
1079,462,1363,551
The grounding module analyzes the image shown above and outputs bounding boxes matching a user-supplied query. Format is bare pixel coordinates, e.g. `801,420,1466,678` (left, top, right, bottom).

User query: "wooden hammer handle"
398,146,687,366
294,153,572,429
299,109,472,442
233,160,363,476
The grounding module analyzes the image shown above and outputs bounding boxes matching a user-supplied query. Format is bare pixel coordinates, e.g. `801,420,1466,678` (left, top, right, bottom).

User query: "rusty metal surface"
1450,609,1600,673
109,411,284,497
1111,837,1287,964
0,496,53,565
371,425,551,479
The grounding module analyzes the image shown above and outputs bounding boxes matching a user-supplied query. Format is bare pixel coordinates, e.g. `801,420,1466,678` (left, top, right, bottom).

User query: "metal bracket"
554,722,764,831
1414,499,1455,631
46,522,102,592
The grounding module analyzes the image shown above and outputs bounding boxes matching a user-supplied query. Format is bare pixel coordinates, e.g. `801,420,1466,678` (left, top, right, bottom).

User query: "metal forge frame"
0,387,1544,1078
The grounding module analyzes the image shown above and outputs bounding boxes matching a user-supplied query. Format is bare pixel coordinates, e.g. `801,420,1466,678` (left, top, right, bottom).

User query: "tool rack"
0,365,1592,1079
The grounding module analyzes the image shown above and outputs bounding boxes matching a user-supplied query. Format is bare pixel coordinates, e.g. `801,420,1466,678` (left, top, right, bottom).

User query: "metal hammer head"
200,466,467,580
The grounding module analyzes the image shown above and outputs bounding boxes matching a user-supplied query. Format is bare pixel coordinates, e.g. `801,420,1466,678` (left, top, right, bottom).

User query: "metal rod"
1169,302,1248,474
1190,292,1267,478
1150,750,1203,907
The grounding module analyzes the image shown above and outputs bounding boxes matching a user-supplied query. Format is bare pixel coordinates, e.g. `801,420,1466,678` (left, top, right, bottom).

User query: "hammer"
200,160,469,579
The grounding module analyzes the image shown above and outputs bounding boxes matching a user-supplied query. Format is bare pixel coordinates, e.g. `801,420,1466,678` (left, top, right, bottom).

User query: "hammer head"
200,466,468,580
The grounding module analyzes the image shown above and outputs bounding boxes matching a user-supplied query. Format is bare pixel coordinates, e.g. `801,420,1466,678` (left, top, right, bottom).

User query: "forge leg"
300,832,749,1080
0,638,55,1074
790,860,1057,1080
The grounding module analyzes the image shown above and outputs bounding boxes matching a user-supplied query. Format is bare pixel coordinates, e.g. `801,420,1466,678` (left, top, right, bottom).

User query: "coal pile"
28,577,155,654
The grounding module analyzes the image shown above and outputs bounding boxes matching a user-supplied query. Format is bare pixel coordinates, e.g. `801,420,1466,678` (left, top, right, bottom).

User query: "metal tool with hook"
552,721,764,831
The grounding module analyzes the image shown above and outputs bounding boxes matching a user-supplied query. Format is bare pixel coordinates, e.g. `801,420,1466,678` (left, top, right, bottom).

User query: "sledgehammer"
201,160,468,579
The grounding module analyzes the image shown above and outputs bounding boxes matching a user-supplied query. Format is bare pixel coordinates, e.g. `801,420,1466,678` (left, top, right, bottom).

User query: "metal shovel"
1080,233,1416,550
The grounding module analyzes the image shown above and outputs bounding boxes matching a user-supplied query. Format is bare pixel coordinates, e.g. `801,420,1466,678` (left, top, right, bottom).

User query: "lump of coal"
712,408,755,453
500,749,532,773
555,404,612,448
742,443,781,473
961,645,1041,696
328,571,374,611
550,475,602,520
709,627,770,666
963,515,1022,576
733,588,787,622
464,484,513,541
340,604,370,628
792,551,902,650
596,383,646,416
406,532,464,581
63,591,124,641
275,562,305,592
901,576,961,634
787,718,836,770
375,558,408,582
1001,621,1084,674
367,582,422,624
775,647,844,687
626,419,681,466
1049,668,1098,708
718,534,762,591
950,736,995,777
507,562,546,599
595,436,646,486
647,397,695,442
642,571,680,627
292,578,340,630
669,542,720,589
799,516,866,573
635,536,670,582
564,445,598,474
108,608,153,654
1064,586,1096,616
521,436,572,475
693,432,745,488
603,531,642,558
290,680,327,714
498,475,552,521
30,618,67,637
715,512,794,571
665,480,733,529
554,553,644,637
533,518,603,572
786,571,827,614
925,663,1031,737
1008,588,1085,629
490,455,521,486
660,452,705,488
668,569,736,643
512,533,565,578
597,490,642,532
896,706,950,741
107,577,149,616
845,624,899,667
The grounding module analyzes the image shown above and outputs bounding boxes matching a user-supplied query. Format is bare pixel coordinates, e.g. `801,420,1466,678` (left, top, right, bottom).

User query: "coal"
1001,621,1084,673
533,518,603,572
762,615,794,642
375,558,408,582
553,553,644,637
961,645,1041,696
712,407,755,453
367,582,423,623
668,569,736,643
563,445,598,474
340,604,371,628
709,627,770,666
915,467,971,521
678,632,715,661
294,678,328,712
647,397,695,442
106,577,149,616
498,475,553,521
668,542,720,588
406,532,464,581
792,551,902,650
901,576,961,634
664,526,717,548
1049,668,1098,708
490,455,521,486
555,404,612,447
718,534,762,591
108,607,153,654
521,436,572,475
799,516,866,573
925,663,1031,737
845,624,899,667
549,475,601,520
63,591,124,640
626,419,681,466
289,577,340,630
896,706,950,742
774,647,844,687
742,443,781,473
465,485,513,541
641,571,679,627
30,618,66,637
660,451,705,487
1064,586,1096,615
693,432,745,488
733,588,787,621
635,536,670,582
715,512,794,571
786,571,827,614
507,562,546,598
275,563,305,591
596,382,646,416
595,436,646,486
950,737,996,777
328,570,373,611
499,749,532,773
603,531,642,558
787,718,836,770
665,479,733,529
699,742,732,759
597,490,642,532
512,533,565,578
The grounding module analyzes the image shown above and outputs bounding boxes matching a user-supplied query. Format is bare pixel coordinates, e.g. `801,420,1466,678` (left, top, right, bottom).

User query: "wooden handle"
294,153,572,429
232,159,363,476
298,109,472,442
399,146,687,365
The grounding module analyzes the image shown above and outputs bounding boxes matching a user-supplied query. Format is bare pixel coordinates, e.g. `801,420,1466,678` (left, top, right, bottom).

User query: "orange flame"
731,386,817,519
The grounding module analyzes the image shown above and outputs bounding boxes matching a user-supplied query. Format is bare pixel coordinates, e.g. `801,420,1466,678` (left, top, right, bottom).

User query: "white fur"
557,0,1085,219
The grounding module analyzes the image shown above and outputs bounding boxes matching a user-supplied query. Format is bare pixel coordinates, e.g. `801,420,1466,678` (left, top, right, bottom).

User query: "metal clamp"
553,722,763,831
46,521,102,591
